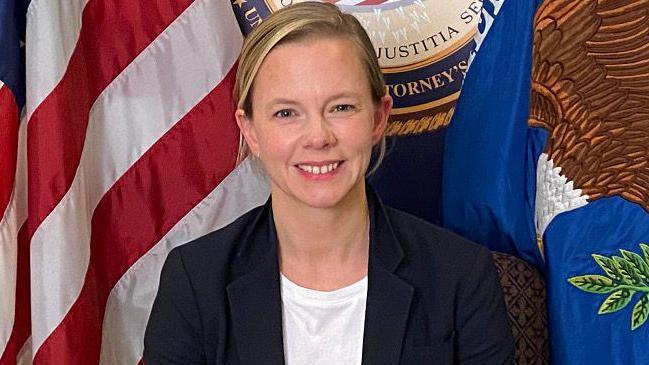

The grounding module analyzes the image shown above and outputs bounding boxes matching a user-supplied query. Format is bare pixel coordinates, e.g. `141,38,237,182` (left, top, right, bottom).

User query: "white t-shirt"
280,273,368,365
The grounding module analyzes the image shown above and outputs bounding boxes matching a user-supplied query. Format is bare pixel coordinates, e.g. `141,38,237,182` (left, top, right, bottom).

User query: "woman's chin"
296,183,365,210
270,173,365,210
295,191,347,210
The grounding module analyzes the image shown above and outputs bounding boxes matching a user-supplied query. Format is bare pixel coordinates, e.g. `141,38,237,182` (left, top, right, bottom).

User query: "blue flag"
443,0,542,266
443,0,649,363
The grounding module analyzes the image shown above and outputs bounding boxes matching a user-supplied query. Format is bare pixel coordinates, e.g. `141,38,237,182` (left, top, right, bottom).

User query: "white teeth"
297,162,340,174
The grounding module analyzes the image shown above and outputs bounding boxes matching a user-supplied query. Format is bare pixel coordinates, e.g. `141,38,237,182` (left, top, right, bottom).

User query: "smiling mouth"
296,161,342,175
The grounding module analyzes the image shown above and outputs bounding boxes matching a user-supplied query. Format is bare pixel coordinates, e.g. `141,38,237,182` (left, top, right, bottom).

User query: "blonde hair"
233,1,388,175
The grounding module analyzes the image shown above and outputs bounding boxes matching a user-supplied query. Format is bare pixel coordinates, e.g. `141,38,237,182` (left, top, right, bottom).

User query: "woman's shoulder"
382,206,501,309
168,204,267,269
383,205,492,267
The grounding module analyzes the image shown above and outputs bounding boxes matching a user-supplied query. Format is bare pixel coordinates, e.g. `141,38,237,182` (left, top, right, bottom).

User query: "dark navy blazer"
144,190,514,364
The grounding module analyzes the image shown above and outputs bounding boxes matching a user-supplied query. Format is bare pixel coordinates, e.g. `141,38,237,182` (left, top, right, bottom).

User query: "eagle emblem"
529,0,649,241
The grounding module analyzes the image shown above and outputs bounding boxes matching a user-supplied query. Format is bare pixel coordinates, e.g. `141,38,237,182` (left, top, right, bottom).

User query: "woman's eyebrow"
266,92,362,107
265,98,300,106
327,92,362,100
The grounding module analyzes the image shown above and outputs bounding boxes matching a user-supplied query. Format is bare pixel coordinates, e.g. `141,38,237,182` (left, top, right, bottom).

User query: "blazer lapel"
362,188,414,365
362,262,414,365
227,260,285,365
226,202,285,365
225,188,413,365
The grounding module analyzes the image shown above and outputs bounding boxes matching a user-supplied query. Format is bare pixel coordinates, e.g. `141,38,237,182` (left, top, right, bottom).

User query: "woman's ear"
235,109,260,157
372,95,392,144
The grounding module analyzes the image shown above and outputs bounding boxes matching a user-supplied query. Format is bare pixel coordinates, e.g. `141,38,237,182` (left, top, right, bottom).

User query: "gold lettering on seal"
244,7,262,28
385,60,468,99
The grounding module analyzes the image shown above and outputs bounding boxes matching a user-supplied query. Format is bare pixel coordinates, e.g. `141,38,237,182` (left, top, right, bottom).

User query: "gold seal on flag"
262,0,481,137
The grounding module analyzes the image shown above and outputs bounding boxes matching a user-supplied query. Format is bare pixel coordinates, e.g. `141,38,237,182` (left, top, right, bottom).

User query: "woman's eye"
334,104,355,112
274,109,295,118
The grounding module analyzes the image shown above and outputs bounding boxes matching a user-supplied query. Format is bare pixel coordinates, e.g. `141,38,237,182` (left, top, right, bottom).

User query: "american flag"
0,1,269,364
1,0,26,362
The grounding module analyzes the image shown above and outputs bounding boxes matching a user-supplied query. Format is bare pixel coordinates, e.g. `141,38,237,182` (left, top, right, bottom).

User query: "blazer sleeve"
456,247,515,365
144,248,206,364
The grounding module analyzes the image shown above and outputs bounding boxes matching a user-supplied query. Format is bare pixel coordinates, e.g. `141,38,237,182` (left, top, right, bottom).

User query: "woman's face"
236,37,392,210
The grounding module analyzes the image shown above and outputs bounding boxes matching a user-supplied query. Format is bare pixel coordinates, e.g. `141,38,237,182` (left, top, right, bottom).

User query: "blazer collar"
362,187,414,364
226,186,414,365
226,203,286,364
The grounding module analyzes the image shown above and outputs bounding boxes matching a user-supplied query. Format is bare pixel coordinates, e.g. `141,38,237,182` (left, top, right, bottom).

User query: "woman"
144,2,514,364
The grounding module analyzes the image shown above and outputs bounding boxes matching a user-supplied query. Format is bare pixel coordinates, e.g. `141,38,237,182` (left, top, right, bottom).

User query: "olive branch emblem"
568,243,649,330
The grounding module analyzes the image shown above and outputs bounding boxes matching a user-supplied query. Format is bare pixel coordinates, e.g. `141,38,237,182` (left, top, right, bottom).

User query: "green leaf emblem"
593,254,622,281
567,275,615,293
613,256,643,285
631,294,649,330
599,289,632,314
620,250,649,283
640,243,649,266
569,244,649,331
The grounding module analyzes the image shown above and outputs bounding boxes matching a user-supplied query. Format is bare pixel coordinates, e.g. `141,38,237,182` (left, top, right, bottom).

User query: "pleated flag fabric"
0,1,269,364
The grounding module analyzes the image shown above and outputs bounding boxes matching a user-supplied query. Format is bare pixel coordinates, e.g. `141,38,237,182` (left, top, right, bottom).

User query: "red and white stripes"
1,0,269,363
0,81,22,361
0,82,19,219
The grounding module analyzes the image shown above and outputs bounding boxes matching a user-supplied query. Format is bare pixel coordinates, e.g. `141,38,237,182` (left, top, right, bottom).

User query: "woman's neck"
272,184,370,291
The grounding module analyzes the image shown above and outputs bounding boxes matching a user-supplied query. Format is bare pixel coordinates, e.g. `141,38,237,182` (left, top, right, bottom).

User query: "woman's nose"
303,117,336,149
